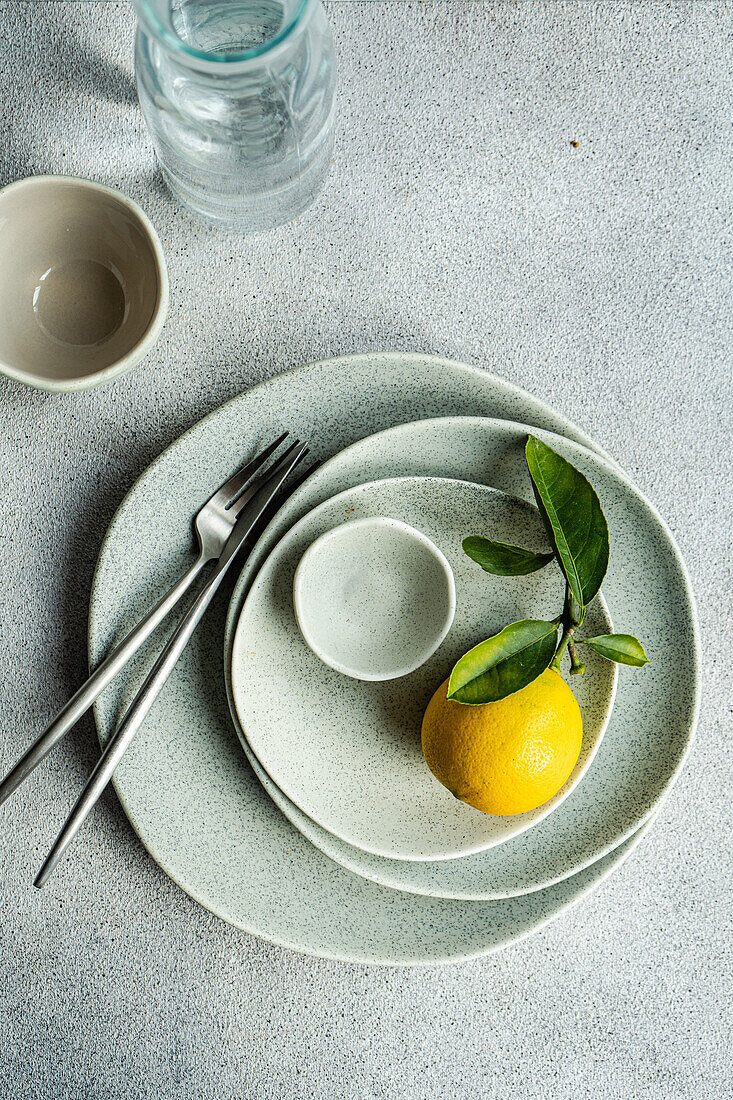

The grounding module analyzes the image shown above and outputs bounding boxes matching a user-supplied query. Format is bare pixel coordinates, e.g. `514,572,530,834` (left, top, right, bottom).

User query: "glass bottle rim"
134,0,315,67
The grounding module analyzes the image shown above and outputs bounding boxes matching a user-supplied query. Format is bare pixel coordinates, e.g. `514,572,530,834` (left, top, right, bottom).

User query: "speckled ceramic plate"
89,353,673,962
224,416,699,899
232,476,617,861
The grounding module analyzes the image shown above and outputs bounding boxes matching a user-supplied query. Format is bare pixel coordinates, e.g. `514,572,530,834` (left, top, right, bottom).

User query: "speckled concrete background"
0,3,730,1097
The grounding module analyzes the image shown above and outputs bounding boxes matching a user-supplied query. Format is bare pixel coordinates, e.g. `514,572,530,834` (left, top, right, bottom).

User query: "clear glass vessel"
134,0,336,231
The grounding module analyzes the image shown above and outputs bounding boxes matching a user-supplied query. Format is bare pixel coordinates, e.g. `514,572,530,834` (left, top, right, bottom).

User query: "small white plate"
293,516,456,681
232,476,616,862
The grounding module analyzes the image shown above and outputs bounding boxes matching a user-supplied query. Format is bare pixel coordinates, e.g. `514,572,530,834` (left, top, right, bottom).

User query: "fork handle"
0,557,207,810
34,551,233,888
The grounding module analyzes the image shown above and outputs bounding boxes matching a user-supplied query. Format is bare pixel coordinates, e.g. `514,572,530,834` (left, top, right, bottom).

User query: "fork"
0,432,293,810
34,436,309,886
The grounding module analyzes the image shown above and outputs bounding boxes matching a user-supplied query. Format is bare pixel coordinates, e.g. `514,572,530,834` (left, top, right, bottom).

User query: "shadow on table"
62,26,137,109
0,7,137,189
19,10,137,108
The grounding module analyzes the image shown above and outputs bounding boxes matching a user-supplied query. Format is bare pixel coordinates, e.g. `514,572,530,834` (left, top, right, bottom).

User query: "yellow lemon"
421,669,583,816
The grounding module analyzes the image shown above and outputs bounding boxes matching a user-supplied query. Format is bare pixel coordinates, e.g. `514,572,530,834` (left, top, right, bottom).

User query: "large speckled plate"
225,416,699,900
89,353,684,962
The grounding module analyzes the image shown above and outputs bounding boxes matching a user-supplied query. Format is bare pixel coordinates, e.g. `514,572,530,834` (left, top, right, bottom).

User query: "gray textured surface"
0,2,730,1097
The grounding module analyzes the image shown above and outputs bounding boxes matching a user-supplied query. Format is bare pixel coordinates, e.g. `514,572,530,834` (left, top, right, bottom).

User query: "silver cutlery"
34,435,308,887
0,432,292,809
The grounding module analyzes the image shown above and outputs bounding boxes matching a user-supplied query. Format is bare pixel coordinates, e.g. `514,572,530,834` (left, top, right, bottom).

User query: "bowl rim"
292,514,457,682
0,174,169,393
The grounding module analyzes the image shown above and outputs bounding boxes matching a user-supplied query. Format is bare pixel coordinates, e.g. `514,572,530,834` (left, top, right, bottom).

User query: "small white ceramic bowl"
293,516,456,681
0,175,169,391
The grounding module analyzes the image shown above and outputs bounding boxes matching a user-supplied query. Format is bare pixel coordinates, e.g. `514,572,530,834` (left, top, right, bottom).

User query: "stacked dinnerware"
90,354,698,964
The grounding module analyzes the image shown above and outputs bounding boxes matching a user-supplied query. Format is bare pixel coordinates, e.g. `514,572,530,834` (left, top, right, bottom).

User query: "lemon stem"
568,639,586,675
551,584,583,673
551,624,573,671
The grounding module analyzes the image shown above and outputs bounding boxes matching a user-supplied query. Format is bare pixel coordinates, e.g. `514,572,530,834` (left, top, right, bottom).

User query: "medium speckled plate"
89,353,673,962
224,416,699,900
232,476,616,861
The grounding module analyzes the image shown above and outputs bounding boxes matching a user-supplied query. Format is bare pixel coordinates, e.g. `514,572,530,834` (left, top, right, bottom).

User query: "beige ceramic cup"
0,176,168,391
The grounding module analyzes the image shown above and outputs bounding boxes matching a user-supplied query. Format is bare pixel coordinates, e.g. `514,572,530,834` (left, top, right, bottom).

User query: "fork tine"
237,444,310,523
208,431,289,511
227,439,307,519
225,436,298,511
236,458,320,553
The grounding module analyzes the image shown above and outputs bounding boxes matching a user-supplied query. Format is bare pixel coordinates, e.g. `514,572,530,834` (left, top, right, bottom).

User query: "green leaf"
447,619,560,705
579,633,649,667
462,536,554,576
525,436,609,609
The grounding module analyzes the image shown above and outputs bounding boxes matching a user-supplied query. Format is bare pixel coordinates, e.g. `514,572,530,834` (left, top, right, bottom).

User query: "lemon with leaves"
423,434,649,816
421,669,582,815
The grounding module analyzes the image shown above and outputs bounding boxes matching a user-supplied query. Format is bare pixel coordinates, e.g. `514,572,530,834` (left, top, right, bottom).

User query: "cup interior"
0,178,165,387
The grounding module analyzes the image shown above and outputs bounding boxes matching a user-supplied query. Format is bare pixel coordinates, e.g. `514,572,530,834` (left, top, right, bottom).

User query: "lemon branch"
551,584,585,675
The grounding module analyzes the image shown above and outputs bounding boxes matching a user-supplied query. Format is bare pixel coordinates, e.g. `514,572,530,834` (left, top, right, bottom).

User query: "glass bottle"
134,0,337,231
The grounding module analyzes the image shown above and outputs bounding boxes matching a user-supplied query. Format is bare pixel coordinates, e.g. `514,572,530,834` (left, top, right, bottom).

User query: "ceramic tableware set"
1,348,699,962
214,367,698,964
0,0,699,965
